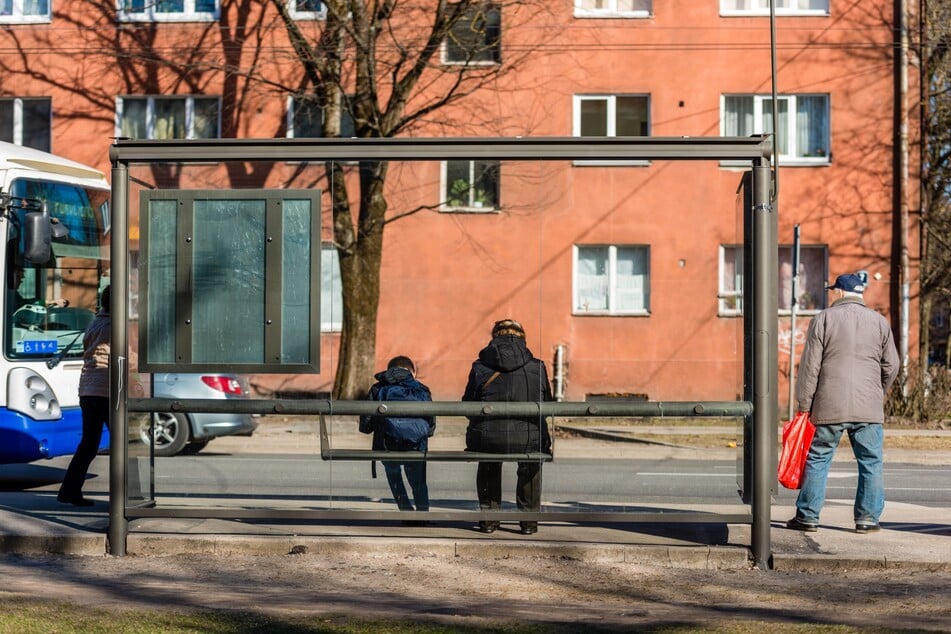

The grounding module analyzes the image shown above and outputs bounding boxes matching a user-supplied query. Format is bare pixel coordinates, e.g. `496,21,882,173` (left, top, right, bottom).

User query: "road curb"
0,534,106,556
771,554,951,573
124,535,753,569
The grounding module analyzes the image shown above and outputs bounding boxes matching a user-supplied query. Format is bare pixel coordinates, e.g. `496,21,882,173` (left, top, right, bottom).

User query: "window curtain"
120,99,148,140
723,96,753,136
576,248,609,311
154,100,186,139
615,247,648,311
796,96,828,158
762,98,789,155
22,0,48,15
193,98,219,139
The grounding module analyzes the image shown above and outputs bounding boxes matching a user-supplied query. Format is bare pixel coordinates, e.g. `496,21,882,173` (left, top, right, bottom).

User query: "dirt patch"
0,553,947,631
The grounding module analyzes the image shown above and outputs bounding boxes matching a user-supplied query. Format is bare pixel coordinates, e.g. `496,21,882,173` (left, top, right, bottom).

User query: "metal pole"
108,161,129,556
787,225,800,421
752,162,777,570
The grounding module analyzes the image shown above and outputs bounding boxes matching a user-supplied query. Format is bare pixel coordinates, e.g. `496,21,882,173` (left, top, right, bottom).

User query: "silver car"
140,373,258,457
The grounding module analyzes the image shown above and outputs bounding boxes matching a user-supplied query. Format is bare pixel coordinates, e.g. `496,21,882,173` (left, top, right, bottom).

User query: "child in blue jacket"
359,356,435,517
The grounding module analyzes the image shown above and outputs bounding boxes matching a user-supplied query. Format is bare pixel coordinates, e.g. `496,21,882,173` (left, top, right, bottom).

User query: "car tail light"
201,375,244,395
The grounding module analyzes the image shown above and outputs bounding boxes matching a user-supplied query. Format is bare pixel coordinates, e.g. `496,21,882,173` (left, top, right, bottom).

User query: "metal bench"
318,414,553,462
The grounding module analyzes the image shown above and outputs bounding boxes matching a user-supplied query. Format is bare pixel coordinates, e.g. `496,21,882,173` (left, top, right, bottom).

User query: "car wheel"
141,412,191,457
180,440,209,456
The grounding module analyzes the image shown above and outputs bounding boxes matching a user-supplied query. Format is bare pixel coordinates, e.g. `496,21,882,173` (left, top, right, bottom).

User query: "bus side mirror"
23,208,68,265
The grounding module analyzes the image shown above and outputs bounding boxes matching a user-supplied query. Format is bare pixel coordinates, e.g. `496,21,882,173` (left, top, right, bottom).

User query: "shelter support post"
751,162,778,569
108,162,129,556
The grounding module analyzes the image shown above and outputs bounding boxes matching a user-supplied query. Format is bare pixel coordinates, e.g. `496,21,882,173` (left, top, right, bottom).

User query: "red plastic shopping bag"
777,411,816,489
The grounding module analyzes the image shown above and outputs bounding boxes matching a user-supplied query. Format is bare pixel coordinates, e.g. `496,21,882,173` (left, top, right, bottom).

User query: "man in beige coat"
787,273,899,534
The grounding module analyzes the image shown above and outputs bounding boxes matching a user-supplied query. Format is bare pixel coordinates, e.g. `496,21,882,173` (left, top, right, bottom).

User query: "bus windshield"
5,178,110,361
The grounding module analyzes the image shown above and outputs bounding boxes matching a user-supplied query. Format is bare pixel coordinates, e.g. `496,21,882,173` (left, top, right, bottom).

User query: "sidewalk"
0,420,947,572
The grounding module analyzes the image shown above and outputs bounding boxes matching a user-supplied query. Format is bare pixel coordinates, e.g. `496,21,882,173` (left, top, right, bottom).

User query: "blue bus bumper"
0,407,110,464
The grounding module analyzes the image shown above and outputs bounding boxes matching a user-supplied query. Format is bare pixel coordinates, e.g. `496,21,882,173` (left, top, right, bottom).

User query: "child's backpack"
375,381,433,452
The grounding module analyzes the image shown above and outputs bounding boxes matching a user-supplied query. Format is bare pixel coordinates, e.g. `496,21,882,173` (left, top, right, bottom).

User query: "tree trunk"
332,161,389,400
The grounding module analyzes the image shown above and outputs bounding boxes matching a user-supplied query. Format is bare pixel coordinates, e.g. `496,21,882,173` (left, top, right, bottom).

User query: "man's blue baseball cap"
826,273,865,293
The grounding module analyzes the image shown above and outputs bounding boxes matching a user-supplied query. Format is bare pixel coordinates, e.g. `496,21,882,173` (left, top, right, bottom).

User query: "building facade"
0,1,919,408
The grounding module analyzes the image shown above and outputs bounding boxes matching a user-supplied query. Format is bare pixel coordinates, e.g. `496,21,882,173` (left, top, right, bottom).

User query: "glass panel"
296,0,322,11
798,247,827,310
472,160,500,208
724,96,753,136
618,0,650,12
23,0,48,16
120,98,148,139
0,0,12,15
0,101,12,143
292,98,322,138
191,199,266,363
156,0,185,12
615,246,648,311
576,246,608,311
762,97,789,155
192,97,219,139
281,200,311,363
21,98,50,152
195,0,216,12
146,200,177,364
445,160,471,205
579,99,607,137
123,0,146,12
320,245,342,331
153,99,186,139
796,95,828,158
616,96,648,137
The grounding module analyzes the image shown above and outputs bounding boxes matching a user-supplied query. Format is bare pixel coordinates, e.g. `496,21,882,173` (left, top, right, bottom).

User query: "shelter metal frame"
109,136,777,568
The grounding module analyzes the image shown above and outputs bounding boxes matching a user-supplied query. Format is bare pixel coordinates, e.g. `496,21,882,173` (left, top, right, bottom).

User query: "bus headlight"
7,368,62,421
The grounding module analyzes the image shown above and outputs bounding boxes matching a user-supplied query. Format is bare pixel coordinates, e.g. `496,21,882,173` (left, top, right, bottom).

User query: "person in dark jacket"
463,319,553,535
359,356,435,519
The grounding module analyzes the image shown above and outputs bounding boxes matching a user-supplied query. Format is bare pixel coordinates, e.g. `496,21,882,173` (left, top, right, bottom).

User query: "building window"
444,2,501,64
722,94,830,163
321,244,342,332
719,244,828,316
0,97,51,152
721,0,828,16
0,0,50,23
118,0,218,22
574,245,650,315
442,160,500,211
574,0,651,18
117,96,220,140
289,0,325,19
286,96,356,138
574,95,649,137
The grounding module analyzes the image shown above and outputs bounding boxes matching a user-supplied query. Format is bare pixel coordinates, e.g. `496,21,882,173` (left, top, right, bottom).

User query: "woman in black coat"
462,319,553,535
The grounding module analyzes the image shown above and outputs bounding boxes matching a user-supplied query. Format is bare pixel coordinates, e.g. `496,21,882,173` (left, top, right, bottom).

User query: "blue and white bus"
0,141,110,463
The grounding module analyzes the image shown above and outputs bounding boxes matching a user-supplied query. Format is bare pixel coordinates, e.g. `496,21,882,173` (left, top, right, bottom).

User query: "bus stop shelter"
108,136,777,568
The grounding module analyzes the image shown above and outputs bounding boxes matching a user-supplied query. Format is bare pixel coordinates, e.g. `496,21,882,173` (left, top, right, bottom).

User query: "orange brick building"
0,1,918,409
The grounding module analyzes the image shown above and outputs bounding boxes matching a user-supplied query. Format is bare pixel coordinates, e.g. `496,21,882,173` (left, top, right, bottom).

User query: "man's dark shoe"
786,517,818,532
855,522,881,534
478,521,499,534
57,494,94,507
519,522,538,535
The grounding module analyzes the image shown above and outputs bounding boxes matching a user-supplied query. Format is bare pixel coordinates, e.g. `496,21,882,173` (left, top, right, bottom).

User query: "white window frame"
117,0,219,23
0,97,51,150
572,94,651,166
573,244,651,316
720,0,829,16
321,244,342,332
289,0,326,20
719,244,829,317
573,0,651,19
440,160,500,213
116,96,221,140
0,0,51,23
720,93,830,166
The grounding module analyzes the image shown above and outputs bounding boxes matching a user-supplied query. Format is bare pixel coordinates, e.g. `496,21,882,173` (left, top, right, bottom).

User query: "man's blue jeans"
794,422,884,525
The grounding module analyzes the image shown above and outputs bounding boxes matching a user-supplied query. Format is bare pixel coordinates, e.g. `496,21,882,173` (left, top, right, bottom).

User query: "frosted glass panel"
192,199,266,363
146,199,177,364
281,200,312,364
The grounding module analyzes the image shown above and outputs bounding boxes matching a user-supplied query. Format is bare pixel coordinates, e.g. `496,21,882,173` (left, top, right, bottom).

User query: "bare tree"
918,0,951,369
269,0,552,398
